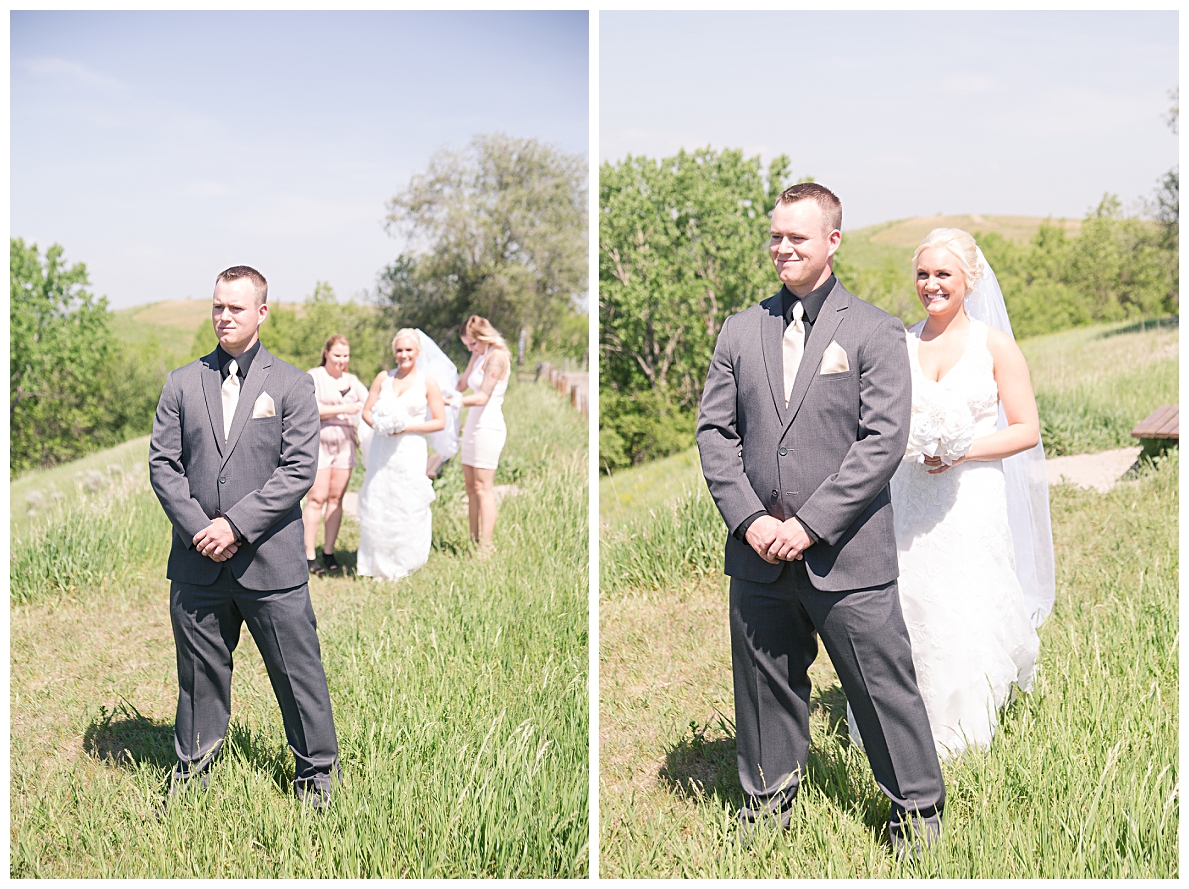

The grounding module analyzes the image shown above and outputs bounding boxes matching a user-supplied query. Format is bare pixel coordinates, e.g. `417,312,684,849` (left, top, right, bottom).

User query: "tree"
598,147,794,469
10,239,119,473
382,133,587,347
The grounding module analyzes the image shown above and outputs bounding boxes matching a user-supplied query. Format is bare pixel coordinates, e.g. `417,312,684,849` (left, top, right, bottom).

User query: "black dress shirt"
212,339,261,543
216,339,261,383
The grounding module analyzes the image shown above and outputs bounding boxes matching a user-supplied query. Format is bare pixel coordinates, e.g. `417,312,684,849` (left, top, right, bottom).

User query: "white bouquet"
905,389,975,466
370,401,407,437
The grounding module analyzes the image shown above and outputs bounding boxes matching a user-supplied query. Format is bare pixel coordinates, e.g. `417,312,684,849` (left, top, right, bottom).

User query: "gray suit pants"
730,560,944,827
170,564,340,793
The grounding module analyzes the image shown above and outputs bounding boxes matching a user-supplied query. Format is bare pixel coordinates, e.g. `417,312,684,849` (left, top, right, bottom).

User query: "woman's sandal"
308,558,326,576
322,552,341,572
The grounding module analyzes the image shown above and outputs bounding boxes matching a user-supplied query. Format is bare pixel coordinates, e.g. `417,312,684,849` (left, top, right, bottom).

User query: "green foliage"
381,133,588,351
11,380,588,876
10,239,122,474
972,196,1177,340
598,147,794,470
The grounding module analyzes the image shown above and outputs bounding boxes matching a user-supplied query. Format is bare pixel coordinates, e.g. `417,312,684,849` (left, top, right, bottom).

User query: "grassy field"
599,320,1178,877
601,319,1179,530
108,299,215,366
11,380,588,878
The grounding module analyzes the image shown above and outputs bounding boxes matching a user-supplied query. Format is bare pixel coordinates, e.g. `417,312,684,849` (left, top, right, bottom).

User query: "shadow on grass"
1100,315,1178,337
83,700,291,795
83,700,174,769
658,687,888,833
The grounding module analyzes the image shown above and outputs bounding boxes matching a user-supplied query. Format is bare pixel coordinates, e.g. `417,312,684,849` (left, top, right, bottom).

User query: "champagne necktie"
783,301,805,406
222,359,240,441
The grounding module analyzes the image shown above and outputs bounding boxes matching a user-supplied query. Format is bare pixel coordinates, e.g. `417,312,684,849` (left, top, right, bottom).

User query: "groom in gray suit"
149,265,340,805
697,184,944,855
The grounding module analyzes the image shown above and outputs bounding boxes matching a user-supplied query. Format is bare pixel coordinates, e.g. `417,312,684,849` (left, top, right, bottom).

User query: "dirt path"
1046,446,1142,493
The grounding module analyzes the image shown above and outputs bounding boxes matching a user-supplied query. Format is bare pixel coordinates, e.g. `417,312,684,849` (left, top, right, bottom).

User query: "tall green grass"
599,319,1178,877
11,458,171,604
10,379,588,877
1021,317,1177,456
599,452,1177,877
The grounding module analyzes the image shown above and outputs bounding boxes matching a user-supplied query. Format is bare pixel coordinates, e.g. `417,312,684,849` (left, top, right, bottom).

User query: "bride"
356,328,447,581
849,228,1055,760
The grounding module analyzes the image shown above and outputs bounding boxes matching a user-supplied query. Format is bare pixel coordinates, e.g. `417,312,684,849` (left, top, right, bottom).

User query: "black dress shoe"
888,810,943,862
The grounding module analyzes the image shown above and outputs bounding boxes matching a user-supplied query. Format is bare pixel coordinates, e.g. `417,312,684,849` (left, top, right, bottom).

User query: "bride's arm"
926,328,1040,474
360,372,387,428
400,378,447,435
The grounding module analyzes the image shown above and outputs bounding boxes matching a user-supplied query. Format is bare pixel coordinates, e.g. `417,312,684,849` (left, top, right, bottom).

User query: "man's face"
769,200,841,296
212,278,267,356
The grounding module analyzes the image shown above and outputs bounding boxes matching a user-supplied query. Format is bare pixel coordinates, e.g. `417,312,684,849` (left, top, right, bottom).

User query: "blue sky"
11,11,589,309
601,11,1178,230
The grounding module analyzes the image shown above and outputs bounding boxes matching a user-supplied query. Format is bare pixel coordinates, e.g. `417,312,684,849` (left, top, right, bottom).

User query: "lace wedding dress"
357,370,435,580
848,319,1040,759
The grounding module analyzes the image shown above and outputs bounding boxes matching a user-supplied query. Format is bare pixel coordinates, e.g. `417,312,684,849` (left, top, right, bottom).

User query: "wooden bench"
1131,405,1179,457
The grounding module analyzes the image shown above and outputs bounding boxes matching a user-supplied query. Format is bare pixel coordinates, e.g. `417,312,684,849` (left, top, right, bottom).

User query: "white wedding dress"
357,370,436,580
848,319,1040,759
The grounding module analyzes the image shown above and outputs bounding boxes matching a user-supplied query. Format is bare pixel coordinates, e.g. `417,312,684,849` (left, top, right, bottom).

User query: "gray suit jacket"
149,344,319,590
696,280,911,592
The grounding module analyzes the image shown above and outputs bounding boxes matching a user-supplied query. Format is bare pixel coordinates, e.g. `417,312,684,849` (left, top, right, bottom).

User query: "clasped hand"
923,454,966,474
746,515,812,564
193,517,239,562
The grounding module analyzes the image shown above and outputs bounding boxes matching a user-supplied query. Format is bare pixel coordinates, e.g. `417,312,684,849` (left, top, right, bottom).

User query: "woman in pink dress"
303,334,369,575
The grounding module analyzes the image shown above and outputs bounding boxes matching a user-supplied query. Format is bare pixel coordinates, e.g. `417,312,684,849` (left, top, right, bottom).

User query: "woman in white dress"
457,315,511,554
303,334,370,575
356,328,446,581
849,228,1054,760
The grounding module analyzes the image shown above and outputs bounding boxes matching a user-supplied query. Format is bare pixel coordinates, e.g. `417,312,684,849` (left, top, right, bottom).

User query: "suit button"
779,448,787,456
219,476,226,484
772,490,778,498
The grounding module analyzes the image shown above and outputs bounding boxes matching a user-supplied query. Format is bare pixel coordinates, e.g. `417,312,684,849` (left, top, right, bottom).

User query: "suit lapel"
758,292,789,420
221,345,273,469
783,281,850,432
200,351,227,458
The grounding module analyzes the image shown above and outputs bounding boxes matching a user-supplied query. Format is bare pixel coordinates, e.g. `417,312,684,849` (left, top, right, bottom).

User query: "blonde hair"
912,228,983,293
463,315,509,353
391,327,420,356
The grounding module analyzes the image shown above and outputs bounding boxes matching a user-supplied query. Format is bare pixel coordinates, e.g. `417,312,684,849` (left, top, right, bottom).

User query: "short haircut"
775,183,843,234
215,265,268,306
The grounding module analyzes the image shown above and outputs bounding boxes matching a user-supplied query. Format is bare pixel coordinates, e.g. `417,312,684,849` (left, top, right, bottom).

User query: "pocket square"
252,392,276,418
819,341,850,375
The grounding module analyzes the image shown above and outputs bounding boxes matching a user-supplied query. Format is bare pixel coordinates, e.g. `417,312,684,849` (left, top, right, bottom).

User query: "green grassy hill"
835,214,1084,326
109,299,213,366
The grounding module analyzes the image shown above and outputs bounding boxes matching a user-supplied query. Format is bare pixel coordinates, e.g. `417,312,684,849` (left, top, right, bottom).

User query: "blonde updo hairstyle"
912,228,984,297
464,315,509,353
391,327,421,358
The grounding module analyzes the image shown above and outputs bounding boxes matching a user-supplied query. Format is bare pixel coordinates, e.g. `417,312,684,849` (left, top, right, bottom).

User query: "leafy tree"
381,132,587,349
10,239,119,473
598,147,793,469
